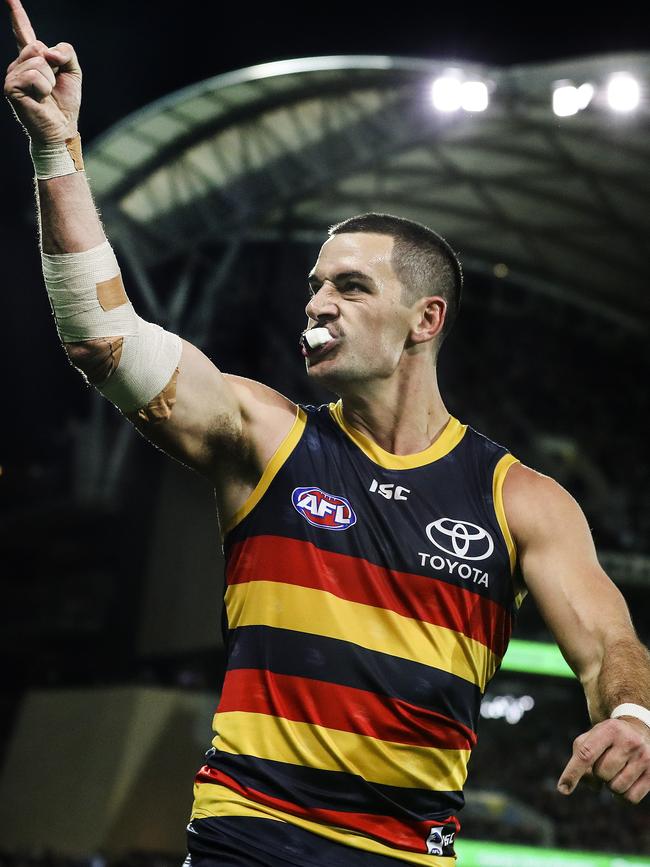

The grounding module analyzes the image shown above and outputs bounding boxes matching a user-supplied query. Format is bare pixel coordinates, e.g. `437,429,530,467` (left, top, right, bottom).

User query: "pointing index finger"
557,725,615,795
5,0,37,50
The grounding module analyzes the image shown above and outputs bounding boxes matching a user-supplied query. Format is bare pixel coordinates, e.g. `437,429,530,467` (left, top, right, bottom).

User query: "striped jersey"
192,400,526,865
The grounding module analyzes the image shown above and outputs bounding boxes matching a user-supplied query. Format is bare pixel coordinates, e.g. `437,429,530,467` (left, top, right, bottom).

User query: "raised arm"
3,0,297,509
504,461,650,803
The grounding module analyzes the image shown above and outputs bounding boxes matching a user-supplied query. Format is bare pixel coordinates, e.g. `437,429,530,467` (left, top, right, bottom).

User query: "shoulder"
503,460,566,500
502,461,588,551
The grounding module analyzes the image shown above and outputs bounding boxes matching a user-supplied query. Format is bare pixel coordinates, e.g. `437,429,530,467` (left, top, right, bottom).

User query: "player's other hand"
557,717,650,804
4,0,81,144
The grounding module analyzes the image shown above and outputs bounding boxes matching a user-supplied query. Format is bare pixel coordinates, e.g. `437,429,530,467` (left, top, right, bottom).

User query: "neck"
337,364,450,455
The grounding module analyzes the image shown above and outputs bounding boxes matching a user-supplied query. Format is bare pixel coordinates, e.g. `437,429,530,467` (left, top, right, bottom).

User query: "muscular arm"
38,169,297,475
504,462,650,802
4,0,296,504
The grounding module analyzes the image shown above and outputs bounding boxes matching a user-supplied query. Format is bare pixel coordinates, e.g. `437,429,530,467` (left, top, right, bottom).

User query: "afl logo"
292,486,357,531
425,518,494,560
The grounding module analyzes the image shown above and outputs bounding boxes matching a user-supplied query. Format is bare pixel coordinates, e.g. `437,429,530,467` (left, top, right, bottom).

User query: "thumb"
43,42,81,74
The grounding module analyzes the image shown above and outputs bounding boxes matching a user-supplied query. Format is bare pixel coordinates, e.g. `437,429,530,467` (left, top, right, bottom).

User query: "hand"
557,717,650,804
3,0,81,144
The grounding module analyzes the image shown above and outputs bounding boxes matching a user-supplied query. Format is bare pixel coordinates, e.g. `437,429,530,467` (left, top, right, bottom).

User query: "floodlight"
552,84,579,117
431,76,463,112
607,73,640,111
461,81,489,112
576,82,594,110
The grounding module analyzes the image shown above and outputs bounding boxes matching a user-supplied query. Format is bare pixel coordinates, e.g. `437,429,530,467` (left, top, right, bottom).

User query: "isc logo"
369,478,410,501
292,486,357,531
426,827,455,855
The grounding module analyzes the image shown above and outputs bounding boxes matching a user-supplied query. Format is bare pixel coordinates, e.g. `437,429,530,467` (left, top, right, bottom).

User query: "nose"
305,282,339,324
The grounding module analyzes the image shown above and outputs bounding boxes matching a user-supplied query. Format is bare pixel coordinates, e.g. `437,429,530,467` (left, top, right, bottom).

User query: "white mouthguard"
304,327,332,349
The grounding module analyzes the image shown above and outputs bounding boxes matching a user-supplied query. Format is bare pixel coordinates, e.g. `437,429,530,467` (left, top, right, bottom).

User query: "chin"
306,360,363,390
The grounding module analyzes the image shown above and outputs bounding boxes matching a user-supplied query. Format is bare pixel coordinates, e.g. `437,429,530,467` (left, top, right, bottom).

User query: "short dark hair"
328,213,462,351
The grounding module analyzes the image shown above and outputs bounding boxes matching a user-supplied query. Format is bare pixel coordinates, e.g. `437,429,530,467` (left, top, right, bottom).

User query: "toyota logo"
425,518,494,561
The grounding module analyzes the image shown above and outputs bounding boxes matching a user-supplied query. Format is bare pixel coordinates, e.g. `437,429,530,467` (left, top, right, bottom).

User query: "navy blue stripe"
190,816,445,866
206,750,464,821
227,625,480,734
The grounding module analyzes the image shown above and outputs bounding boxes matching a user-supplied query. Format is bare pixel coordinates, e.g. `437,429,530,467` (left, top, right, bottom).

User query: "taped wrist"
42,240,182,420
610,703,650,730
31,134,85,180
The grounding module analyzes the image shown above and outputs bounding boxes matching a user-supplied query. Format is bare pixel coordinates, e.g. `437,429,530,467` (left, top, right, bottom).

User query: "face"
302,232,413,389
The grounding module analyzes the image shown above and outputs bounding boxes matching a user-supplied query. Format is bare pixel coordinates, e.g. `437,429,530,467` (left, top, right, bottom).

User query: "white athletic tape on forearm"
42,239,182,413
30,135,84,180
43,241,136,342
610,703,650,729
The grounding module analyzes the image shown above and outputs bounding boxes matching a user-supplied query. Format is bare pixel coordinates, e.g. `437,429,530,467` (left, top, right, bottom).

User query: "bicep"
127,338,242,474
504,463,634,682
125,339,296,479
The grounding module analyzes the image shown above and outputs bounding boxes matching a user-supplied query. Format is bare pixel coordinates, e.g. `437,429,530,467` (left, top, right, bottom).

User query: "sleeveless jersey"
192,401,526,865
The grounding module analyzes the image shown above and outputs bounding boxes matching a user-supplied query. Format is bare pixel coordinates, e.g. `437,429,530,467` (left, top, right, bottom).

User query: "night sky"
2,0,650,464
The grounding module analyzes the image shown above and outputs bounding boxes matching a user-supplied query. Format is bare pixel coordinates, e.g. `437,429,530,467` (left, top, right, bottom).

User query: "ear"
408,295,446,346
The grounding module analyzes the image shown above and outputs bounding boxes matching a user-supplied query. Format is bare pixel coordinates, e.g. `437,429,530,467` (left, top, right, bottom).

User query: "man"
5,1,650,864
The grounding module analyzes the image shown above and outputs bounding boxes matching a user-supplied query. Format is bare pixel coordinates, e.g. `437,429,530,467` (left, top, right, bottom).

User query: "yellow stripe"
193,784,284,823
492,453,527,609
328,400,467,469
192,782,456,866
212,710,469,791
225,580,498,688
223,405,307,536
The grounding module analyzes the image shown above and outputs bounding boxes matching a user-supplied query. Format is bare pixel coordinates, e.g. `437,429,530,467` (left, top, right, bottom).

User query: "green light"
456,839,650,866
501,639,575,679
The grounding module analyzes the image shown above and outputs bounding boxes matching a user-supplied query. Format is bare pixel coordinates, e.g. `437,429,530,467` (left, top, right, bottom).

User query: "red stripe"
195,766,460,854
219,668,476,749
227,535,511,657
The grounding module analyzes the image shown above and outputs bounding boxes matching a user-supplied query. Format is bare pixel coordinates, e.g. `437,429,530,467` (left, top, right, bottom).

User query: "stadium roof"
86,53,650,333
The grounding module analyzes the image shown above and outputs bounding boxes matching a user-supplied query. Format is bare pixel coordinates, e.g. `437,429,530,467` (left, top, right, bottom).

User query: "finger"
591,745,629,783
43,41,80,75
7,37,48,72
620,769,650,805
557,729,614,794
13,54,56,86
16,65,53,100
13,54,52,75
6,54,52,91
608,762,645,796
5,0,37,51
